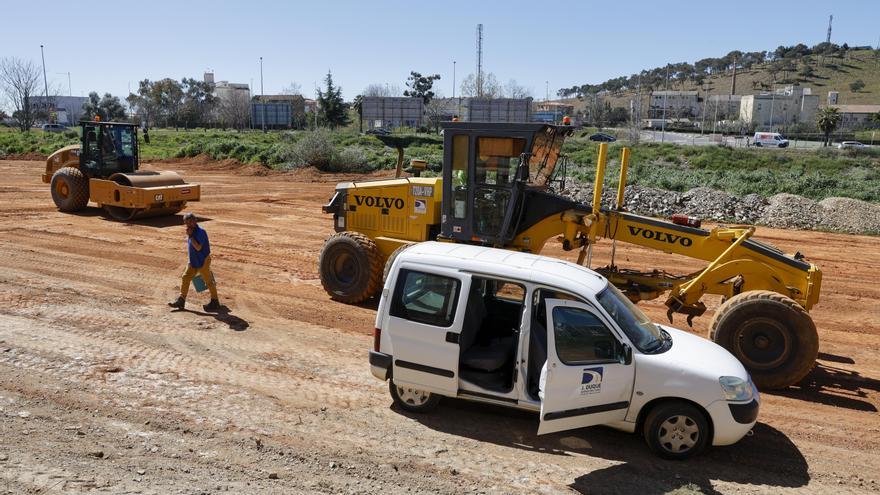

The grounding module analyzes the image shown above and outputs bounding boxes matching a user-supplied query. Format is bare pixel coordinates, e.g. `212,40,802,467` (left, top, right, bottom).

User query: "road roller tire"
709,290,818,390
50,167,89,212
319,232,382,304
382,243,413,287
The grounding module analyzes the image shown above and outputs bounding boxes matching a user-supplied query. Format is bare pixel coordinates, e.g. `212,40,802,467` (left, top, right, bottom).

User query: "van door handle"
445,332,460,344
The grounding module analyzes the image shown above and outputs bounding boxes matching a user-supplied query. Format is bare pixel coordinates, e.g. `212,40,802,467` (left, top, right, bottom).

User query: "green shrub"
282,129,335,170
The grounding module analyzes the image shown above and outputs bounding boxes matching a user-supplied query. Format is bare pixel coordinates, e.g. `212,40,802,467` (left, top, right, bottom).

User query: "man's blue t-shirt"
188,225,211,268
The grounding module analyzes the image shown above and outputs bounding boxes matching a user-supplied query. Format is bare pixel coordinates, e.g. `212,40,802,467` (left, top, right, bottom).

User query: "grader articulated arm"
512,143,821,389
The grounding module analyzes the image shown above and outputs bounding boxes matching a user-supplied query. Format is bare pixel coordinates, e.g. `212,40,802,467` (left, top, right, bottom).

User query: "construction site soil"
0,157,878,494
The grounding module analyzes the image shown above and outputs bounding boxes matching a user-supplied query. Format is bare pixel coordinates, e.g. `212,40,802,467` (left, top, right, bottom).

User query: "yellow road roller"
42,120,200,220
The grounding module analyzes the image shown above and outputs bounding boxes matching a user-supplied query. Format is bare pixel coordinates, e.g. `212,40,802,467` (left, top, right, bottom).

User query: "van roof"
399,242,608,296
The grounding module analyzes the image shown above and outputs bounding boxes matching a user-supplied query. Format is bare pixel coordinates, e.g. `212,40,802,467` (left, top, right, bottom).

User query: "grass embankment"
2,126,877,202
564,135,880,202
0,126,444,173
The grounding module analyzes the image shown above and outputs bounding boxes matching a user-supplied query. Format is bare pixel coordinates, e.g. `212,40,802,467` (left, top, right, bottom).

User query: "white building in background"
740,85,819,130
215,81,250,101
650,90,699,118
834,104,880,129
30,95,89,125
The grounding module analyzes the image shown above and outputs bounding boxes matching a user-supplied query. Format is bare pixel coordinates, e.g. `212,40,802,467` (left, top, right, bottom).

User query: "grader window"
452,134,469,219
475,137,525,186
472,137,525,237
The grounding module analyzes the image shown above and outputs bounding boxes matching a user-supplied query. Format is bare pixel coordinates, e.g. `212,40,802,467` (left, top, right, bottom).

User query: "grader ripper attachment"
42,121,200,220
320,122,822,389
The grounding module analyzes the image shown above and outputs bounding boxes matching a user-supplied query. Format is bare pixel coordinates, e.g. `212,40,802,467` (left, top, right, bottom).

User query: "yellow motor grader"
42,120,199,220
320,122,822,389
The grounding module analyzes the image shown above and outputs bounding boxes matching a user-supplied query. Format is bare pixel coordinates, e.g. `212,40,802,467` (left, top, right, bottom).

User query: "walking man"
168,212,220,312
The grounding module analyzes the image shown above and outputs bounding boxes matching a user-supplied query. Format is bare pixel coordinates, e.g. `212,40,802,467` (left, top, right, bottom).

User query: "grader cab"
42,121,200,220
320,122,822,389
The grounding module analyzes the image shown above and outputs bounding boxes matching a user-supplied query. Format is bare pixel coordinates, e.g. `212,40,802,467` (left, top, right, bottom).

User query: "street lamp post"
40,44,51,121
259,57,265,132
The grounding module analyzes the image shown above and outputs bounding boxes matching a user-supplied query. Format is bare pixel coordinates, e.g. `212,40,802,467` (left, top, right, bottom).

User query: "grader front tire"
710,290,818,390
50,167,89,212
319,232,382,304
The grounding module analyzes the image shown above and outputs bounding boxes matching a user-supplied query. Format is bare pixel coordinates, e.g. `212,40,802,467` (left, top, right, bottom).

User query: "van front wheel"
643,401,710,460
389,380,441,413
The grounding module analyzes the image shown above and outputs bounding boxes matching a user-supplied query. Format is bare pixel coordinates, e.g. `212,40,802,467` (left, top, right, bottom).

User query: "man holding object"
168,212,220,311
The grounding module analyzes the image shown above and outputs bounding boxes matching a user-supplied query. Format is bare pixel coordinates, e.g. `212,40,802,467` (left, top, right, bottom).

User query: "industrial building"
465,98,532,123
360,97,424,129
834,104,880,129
650,90,700,118
739,85,819,130
251,95,307,129
30,95,88,125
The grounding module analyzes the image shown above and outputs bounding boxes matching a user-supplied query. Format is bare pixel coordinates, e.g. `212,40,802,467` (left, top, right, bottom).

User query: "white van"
753,132,789,148
370,242,759,459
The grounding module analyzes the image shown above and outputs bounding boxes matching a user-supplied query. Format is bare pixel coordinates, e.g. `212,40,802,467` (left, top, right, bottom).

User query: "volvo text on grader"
320,122,822,389
43,120,200,220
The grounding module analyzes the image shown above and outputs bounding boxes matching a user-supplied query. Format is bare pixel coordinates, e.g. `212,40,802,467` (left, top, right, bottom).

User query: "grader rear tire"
709,290,818,390
382,243,413,287
50,167,89,212
319,232,382,304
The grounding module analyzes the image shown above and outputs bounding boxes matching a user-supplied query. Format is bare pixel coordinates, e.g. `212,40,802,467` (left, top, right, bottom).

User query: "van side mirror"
618,343,632,365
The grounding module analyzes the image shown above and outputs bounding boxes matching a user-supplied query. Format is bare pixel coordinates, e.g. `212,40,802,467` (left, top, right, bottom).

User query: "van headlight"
719,376,754,402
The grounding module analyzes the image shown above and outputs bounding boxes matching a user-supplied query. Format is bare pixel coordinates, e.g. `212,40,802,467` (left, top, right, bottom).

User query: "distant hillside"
561,46,880,111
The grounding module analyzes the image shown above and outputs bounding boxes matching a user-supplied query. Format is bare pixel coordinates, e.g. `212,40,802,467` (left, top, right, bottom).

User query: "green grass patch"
564,138,880,202
3,126,877,202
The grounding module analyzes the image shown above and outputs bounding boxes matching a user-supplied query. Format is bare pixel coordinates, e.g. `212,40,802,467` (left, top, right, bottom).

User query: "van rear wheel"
389,380,441,413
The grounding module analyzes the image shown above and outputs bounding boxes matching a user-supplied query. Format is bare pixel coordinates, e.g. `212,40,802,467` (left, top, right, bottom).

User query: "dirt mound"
1,152,48,161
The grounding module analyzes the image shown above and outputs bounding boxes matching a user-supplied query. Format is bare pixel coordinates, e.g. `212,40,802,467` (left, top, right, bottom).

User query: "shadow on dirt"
397,399,808,494
766,360,879,413
174,305,249,331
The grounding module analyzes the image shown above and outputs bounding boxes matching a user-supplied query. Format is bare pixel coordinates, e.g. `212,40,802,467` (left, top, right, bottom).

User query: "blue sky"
3,0,878,102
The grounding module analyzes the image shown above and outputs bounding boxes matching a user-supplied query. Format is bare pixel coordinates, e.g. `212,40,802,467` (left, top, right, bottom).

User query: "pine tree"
317,71,349,129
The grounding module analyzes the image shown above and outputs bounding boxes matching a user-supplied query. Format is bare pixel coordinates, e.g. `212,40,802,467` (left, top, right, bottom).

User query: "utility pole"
475,24,483,98
826,14,833,44
661,64,669,143
259,57,265,132
40,45,51,121
769,85,776,132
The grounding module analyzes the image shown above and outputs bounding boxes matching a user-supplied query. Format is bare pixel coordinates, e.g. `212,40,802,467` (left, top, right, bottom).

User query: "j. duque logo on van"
353,195,405,210
580,367,603,395
627,226,693,247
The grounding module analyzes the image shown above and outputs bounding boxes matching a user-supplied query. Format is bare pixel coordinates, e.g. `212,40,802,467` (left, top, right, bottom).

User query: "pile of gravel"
816,197,880,233
560,179,878,235
759,193,825,230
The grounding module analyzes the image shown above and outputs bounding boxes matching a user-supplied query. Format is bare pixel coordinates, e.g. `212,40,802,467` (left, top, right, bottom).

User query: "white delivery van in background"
753,132,789,148
369,242,759,459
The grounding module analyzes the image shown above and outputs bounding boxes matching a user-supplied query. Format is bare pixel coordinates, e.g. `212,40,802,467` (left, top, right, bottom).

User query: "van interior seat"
460,286,517,373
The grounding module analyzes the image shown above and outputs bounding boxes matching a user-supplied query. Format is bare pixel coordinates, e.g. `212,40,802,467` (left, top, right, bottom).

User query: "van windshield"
596,284,665,353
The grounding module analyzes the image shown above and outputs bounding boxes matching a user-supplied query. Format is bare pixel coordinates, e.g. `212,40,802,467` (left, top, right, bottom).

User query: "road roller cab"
43,121,200,220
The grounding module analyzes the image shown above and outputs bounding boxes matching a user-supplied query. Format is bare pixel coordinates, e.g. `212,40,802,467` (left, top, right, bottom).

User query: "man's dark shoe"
203,299,220,312
168,296,185,310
